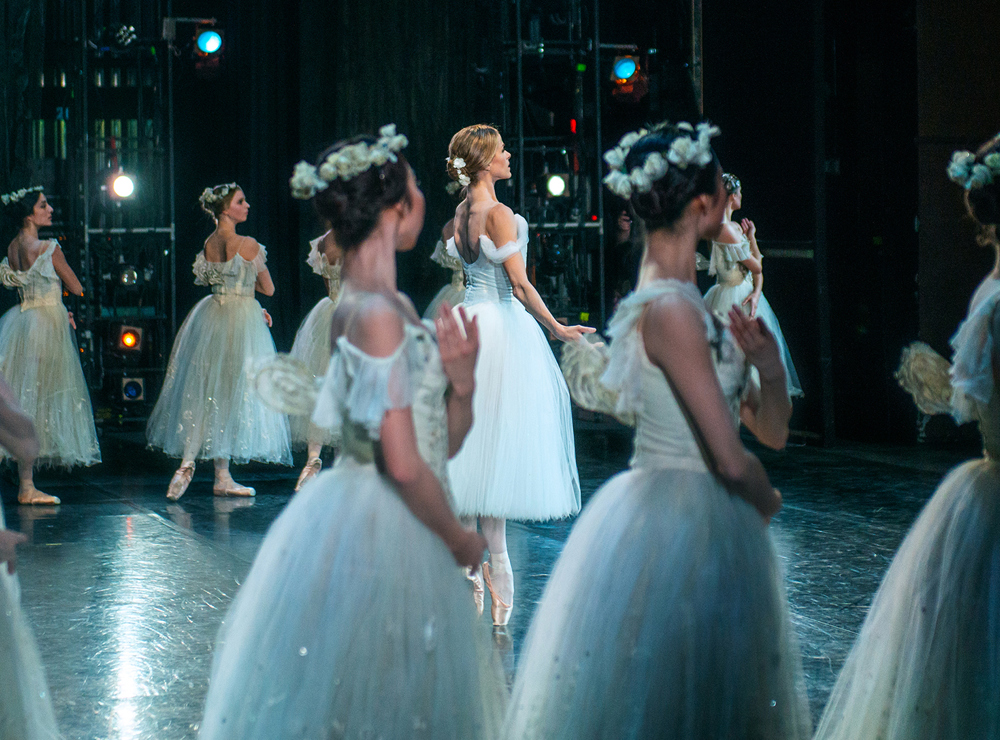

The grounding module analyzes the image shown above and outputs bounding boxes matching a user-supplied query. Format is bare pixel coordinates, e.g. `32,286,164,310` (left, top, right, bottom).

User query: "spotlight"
195,27,223,56
610,55,649,102
121,377,145,402
110,171,135,198
117,325,143,352
546,174,568,198
612,56,638,81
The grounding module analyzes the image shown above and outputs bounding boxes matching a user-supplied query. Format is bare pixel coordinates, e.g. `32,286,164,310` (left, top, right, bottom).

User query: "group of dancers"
0,117,997,739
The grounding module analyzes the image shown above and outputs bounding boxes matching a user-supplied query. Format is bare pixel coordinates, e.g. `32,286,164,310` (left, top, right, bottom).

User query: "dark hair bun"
966,136,1000,229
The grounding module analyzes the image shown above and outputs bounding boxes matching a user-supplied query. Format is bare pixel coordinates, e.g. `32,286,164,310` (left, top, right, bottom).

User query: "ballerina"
146,183,291,500
704,173,802,397
444,124,594,626
813,135,1000,740
198,125,504,739
0,186,101,504
504,122,810,739
287,229,342,490
423,218,466,320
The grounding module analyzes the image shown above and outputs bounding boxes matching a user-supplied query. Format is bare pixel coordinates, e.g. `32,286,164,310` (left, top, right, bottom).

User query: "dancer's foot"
483,552,514,627
167,462,195,501
18,483,60,506
295,456,322,492
213,474,255,497
467,565,485,617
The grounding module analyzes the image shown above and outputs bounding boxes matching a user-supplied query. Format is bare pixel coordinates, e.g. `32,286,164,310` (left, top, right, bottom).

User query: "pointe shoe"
212,477,256,497
167,463,195,501
467,566,485,618
18,484,60,506
295,457,322,492
482,561,513,627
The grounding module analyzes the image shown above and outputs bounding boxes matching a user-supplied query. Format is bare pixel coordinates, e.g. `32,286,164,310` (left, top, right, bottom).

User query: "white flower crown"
602,121,720,200
199,182,239,207
445,156,472,194
0,185,43,206
290,124,409,200
948,147,1000,191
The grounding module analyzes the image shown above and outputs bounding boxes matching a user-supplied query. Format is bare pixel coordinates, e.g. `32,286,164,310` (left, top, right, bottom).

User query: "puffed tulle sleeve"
306,234,328,276
432,238,463,271
311,335,414,441
480,213,529,264
895,341,953,416
251,243,268,274
949,282,1000,423
192,252,212,286
0,260,25,288
708,238,752,276
560,337,635,426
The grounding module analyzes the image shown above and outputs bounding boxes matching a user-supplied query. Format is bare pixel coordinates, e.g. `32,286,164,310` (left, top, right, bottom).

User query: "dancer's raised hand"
0,529,27,575
728,306,785,385
449,529,488,571
436,302,479,398
740,218,756,239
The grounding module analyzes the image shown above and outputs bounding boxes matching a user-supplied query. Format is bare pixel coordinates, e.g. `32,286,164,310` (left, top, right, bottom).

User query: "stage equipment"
546,173,568,198
612,56,638,81
117,326,143,352
110,171,135,198
121,377,145,401
195,27,223,56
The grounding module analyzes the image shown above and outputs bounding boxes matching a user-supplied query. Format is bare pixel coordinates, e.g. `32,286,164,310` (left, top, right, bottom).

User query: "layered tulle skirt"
448,299,580,521
424,284,466,322
504,466,811,740
199,458,506,740
146,294,291,464
0,303,100,467
288,296,336,447
814,457,1000,740
704,277,802,397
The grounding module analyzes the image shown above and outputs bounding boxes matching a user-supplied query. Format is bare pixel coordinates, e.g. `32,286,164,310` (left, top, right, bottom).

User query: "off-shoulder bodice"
449,213,529,306
709,237,752,287
192,245,268,302
0,241,64,310
307,233,343,302
950,277,1000,458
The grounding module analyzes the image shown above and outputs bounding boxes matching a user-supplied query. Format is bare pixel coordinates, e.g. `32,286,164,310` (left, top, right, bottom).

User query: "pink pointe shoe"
467,566,485,618
18,484,60,506
166,463,195,501
482,560,513,628
213,475,255,497
295,457,322,492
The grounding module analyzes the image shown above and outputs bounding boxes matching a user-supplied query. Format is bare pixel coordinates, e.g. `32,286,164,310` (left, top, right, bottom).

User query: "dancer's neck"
213,215,239,239
467,176,500,204
342,218,400,295
638,219,700,286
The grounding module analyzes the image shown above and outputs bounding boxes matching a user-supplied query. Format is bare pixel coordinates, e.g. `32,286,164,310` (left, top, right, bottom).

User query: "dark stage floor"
1,426,972,739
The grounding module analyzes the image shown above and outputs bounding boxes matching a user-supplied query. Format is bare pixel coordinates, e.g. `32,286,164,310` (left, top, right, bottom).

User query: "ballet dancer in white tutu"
423,219,466,320
287,229,342,490
0,186,100,504
198,126,505,739
444,124,594,626
703,173,802,396
146,183,291,500
813,134,1000,740
505,122,810,739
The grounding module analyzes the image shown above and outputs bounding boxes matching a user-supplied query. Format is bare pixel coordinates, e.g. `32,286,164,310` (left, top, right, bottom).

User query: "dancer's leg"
481,516,513,625
295,440,323,492
213,458,255,497
17,461,59,505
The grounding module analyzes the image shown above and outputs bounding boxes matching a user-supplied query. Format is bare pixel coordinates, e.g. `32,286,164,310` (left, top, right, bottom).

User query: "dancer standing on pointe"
505,122,810,739
0,186,101,504
199,125,504,739
287,229,342,490
813,136,1000,740
703,173,802,397
444,124,594,627
146,184,291,500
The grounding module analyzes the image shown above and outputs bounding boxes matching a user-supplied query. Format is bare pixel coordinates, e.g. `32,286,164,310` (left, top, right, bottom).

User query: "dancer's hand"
554,323,597,343
740,218,756,239
262,308,273,327
741,290,761,318
763,489,782,524
728,306,785,385
0,529,27,575
450,529,488,571
436,303,479,398
67,311,77,330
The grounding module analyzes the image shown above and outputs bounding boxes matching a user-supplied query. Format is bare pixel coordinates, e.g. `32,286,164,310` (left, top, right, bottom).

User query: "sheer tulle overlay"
0,242,99,467
288,296,337,447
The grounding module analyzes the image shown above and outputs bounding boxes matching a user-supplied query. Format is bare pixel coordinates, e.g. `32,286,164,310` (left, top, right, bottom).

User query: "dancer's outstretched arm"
729,307,791,450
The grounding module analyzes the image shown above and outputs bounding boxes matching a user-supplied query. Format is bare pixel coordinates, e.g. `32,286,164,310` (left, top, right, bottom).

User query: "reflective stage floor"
2,428,972,739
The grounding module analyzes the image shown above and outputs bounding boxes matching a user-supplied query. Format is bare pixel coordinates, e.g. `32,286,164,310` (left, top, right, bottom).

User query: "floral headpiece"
290,124,409,200
0,185,43,206
948,145,1000,191
445,156,471,195
199,183,239,207
603,121,720,200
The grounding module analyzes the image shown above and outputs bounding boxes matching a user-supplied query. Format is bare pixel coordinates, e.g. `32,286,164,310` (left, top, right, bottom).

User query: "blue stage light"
196,30,222,55
613,57,638,81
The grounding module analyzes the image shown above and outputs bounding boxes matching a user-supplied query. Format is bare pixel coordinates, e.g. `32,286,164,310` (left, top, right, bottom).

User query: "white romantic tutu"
814,457,1000,740
447,300,580,521
0,303,100,467
288,296,337,448
704,278,802,397
0,509,59,739
505,466,811,740
146,295,291,464
199,460,506,740
423,284,466,321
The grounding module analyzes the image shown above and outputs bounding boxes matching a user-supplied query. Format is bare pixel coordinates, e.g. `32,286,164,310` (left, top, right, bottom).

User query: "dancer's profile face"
487,138,513,181
395,168,426,253
699,171,728,241
26,192,53,229
223,190,249,223
729,188,742,211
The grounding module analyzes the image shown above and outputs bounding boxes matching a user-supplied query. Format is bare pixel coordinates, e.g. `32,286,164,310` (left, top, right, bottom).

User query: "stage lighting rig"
194,26,223,57
110,171,135,198
121,377,145,402
546,173,569,198
117,325,143,352
610,54,650,102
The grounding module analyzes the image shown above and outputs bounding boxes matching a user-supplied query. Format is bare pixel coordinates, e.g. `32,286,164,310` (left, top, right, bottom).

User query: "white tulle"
200,318,505,739
424,240,468,320
146,249,291,464
949,278,1000,422
447,214,581,521
504,280,810,740
0,508,59,740
0,241,100,467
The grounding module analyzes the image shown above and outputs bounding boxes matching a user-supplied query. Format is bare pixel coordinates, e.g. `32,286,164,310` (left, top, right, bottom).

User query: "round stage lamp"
112,173,135,198
121,331,138,348
546,174,567,198
117,325,143,352
612,56,638,81
196,29,223,55
122,378,145,402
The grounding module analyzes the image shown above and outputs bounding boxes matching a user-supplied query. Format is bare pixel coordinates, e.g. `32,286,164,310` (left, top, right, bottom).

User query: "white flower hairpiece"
199,182,239,207
446,156,472,194
0,185,43,206
290,124,409,200
602,121,720,199
948,146,1000,191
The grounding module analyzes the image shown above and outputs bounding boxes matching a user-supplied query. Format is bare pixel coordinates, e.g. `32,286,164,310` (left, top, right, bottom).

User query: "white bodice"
708,237,752,288
307,233,343,302
312,320,452,497
192,245,268,302
449,213,529,306
0,241,64,311
950,277,1000,458
602,280,750,473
